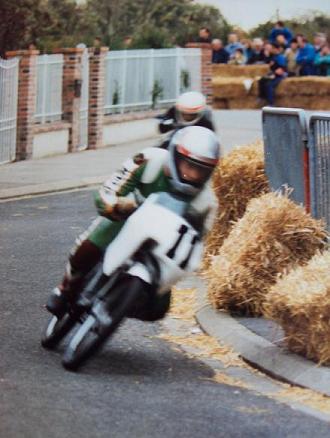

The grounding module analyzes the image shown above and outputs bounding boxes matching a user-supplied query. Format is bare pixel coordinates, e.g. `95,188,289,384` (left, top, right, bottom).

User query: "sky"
196,0,330,30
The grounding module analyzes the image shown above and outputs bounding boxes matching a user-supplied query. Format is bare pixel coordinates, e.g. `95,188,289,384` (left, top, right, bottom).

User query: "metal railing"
309,113,330,231
35,54,63,124
0,57,19,164
262,107,309,208
104,48,201,115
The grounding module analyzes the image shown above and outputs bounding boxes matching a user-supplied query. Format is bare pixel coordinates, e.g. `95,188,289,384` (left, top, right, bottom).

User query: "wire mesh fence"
0,57,19,164
104,48,201,115
35,54,63,124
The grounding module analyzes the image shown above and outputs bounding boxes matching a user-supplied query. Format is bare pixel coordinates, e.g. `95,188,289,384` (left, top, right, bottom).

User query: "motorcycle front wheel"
41,313,76,350
62,275,145,371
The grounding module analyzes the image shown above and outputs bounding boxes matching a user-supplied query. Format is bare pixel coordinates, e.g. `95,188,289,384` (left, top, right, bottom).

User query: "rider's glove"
159,118,175,133
112,197,137,220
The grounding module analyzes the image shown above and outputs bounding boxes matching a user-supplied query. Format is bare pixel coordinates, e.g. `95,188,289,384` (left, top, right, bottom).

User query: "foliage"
2,1,329,56
249,12,330,42
181,70,190,91
0,0,50,55
0,0,86,55
112,81,120,106
0,0,231,54
151,79,163,109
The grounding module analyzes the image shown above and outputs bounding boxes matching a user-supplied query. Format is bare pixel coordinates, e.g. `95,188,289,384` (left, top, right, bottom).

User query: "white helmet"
175,91,207,126
168,126,220,197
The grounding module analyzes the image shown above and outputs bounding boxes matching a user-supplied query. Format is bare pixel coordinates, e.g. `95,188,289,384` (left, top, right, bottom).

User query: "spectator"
228,48,247,65
241,38,253,63
269,21,293,46
225,32,245,59
258,42,288,106
248,38,267,64
263,42,274,64
275,34,289,49
314,44,330,76
123,36,133,48
211,39,229,64
197,27,212,43
313,32,327,54
284,38,299,76
296,36,316,76
93,36,102,47
28,41,37,50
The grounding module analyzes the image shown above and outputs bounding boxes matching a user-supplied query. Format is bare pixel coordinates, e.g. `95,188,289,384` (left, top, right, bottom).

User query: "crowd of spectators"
211,22,330,77
209,22,329,105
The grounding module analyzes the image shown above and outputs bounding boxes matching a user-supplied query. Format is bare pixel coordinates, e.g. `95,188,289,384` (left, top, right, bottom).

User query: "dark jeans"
258,76,284,106
299,64,315,76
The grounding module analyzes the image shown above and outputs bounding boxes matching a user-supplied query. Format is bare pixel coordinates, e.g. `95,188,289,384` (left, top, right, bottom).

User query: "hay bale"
213,64,269,78
213,77,249,99
277,77,330,97
227,97,261,109
276,95,330,111
213,98,228,109
264,250,330,364
203,141,269,267
206,192,327,316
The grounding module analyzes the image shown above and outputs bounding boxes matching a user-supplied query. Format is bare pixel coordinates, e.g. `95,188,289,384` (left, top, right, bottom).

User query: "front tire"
62,276,145,371
41,313,76,350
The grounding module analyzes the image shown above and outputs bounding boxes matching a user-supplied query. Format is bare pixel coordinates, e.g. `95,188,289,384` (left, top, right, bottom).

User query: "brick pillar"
88,47,108,150
54,48,84,152
185,43,213,105
6,50,39,161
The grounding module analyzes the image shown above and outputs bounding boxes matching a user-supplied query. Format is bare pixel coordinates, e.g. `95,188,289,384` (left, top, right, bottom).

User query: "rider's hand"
113,197,137,219
162,118,174,126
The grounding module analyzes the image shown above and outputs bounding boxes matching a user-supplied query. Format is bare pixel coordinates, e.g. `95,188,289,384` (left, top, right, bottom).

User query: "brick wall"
54,48,84,153
185,43,213,105
6,50,39,160
88,47,108,150
5,44,211,161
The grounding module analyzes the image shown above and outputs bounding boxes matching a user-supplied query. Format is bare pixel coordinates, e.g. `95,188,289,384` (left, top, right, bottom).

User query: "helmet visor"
175,150,215,188
181,111,199,123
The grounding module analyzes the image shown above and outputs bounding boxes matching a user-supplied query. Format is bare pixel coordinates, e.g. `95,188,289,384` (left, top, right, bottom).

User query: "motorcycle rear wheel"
62,276,144,371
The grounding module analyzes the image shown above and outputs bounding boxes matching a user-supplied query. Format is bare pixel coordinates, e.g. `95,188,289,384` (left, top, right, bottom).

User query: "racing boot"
46,239,103,317
46,286,69,317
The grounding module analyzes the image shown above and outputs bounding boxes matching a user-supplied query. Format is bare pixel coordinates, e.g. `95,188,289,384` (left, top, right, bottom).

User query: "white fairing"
103,193,203,293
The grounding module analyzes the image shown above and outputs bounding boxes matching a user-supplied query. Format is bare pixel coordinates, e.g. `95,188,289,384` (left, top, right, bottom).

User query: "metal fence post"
262,106,309,208
309,113,330,231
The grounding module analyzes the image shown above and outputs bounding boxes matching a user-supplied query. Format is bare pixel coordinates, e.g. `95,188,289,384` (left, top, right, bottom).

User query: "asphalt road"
1,190,330,438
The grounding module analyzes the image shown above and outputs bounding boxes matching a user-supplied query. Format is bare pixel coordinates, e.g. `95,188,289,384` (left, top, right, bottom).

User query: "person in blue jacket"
314,44,330,76
269,21,293,46
258,43,288,106
296,35,316,76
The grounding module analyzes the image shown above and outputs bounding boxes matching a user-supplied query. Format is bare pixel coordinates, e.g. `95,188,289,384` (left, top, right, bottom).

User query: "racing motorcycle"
41,191,203,371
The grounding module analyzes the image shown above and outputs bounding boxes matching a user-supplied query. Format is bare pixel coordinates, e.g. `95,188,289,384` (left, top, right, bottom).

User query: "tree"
82,0,231,49
0,0,232,54
0,0,51,56
39,0,85,51
249,12,330,42
0,0,86,56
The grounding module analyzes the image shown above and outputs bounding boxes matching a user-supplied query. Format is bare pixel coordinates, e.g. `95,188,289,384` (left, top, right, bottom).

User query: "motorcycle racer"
158,91,215,149
46,126,220,322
